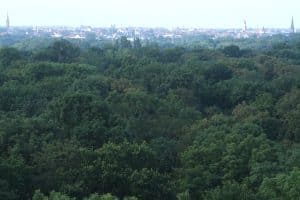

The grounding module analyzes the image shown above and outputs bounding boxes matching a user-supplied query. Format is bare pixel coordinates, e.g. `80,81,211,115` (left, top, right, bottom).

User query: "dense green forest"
0,35,300,200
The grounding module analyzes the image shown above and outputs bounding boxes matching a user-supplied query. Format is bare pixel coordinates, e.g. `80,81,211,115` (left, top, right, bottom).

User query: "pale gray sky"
0,0,299,28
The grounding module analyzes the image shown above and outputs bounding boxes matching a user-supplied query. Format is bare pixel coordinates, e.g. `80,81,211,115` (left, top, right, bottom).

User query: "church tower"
6,13,10,29
244,20,247,32
291,16,295,33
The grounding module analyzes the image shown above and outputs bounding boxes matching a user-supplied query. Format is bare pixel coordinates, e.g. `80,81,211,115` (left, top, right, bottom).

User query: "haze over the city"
1,0,299,28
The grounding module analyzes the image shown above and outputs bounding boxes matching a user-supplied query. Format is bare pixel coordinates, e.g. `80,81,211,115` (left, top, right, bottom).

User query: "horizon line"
1,25,298,30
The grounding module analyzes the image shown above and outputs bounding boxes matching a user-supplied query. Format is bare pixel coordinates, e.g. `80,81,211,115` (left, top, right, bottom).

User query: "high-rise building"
291,16,295,33
6,13,10,29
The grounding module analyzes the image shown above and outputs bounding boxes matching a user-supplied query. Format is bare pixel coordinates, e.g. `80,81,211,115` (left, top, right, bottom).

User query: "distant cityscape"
0,14,297,41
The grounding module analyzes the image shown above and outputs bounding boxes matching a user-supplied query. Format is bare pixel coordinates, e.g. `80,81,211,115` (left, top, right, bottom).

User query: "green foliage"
129,168,175,200
32,190,75,200
92,142,160,197
223,45,241,57
133,38,142,49
204,182,257,200
0,47,21,67
84,193,119,200
0,153,30,200
179,118,279,199
32,140,95,197
118,36,132,49
258,169,300,199
32,191,136,200
204,63,233,83
276,88,300,142
34,39,80,63
176,190,191,200
0,35,300,200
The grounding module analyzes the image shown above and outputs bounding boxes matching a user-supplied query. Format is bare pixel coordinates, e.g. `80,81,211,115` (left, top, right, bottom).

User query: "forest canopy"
0,35,300,200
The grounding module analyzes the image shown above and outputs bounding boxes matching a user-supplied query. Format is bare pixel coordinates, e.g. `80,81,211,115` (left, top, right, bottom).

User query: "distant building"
291,16,295,33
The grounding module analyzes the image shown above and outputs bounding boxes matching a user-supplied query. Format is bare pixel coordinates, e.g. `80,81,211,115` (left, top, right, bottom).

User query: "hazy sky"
0,0,299,28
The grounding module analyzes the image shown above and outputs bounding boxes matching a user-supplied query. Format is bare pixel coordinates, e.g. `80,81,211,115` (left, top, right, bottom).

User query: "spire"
291,16,295,33
6,13,10,29
244,20,247,32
